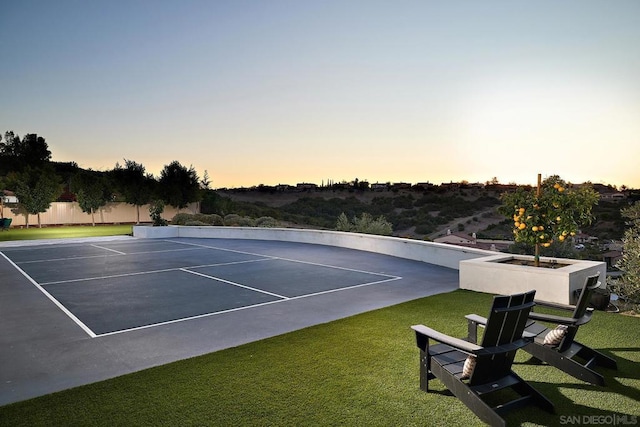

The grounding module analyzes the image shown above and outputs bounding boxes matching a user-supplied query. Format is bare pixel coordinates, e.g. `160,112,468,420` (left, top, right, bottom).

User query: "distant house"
371,183,388,191
574,233,597,244
2,190,18,204
599,192,626,202
390,182,412,191
275,184,295,192
602,250,623,269
413,182,435,191
485,183,521,192
439,182,460,191
296,183,318,191
434,229,511,252
435,230,476,245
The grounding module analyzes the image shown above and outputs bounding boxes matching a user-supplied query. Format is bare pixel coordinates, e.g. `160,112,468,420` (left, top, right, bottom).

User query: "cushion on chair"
461,355,476,379
543,325,569,346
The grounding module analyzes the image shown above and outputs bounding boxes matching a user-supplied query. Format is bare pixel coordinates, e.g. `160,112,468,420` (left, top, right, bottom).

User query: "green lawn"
0,224,133,242
0,290,638,426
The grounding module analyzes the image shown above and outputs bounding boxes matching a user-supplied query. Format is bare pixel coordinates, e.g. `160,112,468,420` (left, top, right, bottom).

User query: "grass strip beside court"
0,225,133,242
0,290,638,427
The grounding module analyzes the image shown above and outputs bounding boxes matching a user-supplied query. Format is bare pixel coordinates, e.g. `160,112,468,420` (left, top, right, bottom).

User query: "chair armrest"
528,312,579,325
533,300,575,311
465,314,487,325
465,314,487,343
411,324,482,354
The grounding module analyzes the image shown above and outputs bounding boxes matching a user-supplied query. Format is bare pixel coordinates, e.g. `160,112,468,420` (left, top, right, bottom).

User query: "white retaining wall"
133,225,494,270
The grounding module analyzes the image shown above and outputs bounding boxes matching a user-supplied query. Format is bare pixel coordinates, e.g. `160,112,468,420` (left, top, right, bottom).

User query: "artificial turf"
0,224,133,242
0,290,638,426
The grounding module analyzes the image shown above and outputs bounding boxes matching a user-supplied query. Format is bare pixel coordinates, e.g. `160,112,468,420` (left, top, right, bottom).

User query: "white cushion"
543,325,569,346
461,355,476,379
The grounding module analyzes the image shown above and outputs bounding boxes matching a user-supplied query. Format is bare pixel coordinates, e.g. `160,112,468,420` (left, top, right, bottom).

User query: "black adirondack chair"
519,274,617,386
411,290,554,427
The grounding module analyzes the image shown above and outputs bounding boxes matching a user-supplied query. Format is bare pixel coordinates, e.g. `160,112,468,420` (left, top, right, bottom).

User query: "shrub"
254,216,279,228
224,214,254,227
335,212,392,236
192,213,223,225
608,202,640,309
171,213,193,225
336,213,352,232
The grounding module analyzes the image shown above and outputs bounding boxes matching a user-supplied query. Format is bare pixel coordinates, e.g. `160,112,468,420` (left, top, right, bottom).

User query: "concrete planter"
459,254,606,305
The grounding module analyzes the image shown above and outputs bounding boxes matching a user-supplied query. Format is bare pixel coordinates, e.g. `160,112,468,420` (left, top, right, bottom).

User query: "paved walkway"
0,236,458,406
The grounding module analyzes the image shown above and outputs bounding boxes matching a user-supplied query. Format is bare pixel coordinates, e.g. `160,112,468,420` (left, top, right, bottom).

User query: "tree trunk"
534,173,542,267
91,208,95,226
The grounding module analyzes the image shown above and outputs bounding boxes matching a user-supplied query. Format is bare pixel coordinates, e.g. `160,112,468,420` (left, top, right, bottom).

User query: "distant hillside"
215,187,507,240
214,187,627,242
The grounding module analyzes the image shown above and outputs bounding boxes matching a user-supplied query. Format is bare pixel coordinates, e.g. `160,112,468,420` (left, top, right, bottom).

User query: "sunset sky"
1,1,639,189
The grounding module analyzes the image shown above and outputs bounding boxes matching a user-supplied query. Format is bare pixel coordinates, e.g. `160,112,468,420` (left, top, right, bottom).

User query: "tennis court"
3,238,404,337
0,236,458,405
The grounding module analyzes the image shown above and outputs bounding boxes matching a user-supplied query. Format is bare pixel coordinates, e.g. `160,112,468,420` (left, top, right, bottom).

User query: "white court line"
167,239,278,259
95,274,402,338
0,251,97,338
181,268,289,299
168,239,399,279
16,246,202,265
39,258,273,286
18,254,120,264
91,244,126,255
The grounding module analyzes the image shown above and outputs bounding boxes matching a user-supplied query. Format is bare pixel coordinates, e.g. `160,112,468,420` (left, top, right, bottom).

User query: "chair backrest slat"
558,274,600,351
471,290,536,385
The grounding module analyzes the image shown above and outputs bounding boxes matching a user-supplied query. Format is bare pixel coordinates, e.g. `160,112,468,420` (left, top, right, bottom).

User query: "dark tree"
12,165,62,228
70,171,112,226
0,132,51,173
110,160,155,224
158,161,201,209
0,131,21,157
20,134,52,164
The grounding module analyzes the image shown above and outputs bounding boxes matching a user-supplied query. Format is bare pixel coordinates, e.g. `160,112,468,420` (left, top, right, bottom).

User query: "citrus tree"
499,174,599,266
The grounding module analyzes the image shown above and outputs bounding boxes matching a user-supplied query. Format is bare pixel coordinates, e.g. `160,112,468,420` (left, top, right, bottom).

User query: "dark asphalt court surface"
0,236,458,405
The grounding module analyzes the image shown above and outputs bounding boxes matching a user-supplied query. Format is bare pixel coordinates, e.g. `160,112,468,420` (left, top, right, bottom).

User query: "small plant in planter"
149,200,168,226
499,174,599,267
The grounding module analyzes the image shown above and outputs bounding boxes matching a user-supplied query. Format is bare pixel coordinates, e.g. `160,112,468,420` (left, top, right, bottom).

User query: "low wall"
133,225,494,270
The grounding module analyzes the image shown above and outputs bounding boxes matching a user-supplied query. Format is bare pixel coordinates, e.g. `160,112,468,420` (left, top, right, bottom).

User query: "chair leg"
511,373,555,413
524,342,611,386
577,346,618,370
419,350,431,392
431,362,508,427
